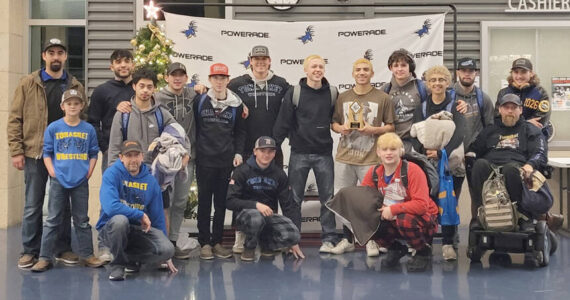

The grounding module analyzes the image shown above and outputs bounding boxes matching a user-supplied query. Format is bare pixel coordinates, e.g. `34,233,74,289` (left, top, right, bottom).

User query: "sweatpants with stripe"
373,213,438,250
236,209,300,250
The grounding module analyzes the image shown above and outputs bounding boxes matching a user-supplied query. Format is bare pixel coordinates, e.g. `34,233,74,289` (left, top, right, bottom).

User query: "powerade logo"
279,58,329,65
171,52,213,61
337,82,386,90
338,29,386,37
182,21,197,38
364,49,373,61
220,30,270,38
412,50,443,58
187,74,199,88
298,26,314,44
414,19,431,38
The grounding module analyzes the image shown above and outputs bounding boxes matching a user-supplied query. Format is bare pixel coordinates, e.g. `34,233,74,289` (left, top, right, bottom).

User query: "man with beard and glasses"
88,49,136,174
453,57,494,219
7,38,83,268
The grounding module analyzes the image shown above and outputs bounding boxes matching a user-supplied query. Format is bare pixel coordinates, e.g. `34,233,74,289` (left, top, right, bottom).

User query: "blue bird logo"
414,19,431,38
364,49,373,61
182,21,197,38
187,74,199,88
240,59,251,69
298,26,314,44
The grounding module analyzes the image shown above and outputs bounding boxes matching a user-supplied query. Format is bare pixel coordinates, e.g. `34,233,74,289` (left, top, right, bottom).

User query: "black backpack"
372,152,439,203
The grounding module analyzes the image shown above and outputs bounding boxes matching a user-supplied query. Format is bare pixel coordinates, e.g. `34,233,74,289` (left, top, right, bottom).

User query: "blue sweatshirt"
96,160,166,235
43,118,99,188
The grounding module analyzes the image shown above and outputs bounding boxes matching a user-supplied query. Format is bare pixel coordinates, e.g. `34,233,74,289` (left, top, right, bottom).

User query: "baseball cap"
209,63,229,76
167,62,187,75
250,45,270,58
499,93,522,106
120,140,143,155
457,57,478,70
43,38,67,52
254,136,276,149
61,89,84,104
511,58,533,71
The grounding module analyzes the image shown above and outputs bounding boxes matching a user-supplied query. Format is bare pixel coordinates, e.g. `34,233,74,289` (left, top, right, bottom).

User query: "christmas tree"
130,21,174,88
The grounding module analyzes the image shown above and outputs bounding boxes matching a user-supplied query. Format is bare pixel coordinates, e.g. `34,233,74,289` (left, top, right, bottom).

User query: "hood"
246,154,274,172
245,69,275,111
452,82,476,97
115,158,151,180
109,78,132,88
206,88,242,111
130,95,162,113
298,77,331,92
390,74,415,88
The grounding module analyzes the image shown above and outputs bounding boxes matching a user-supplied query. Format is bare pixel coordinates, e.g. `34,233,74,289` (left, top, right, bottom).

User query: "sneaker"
442,244,457,261
125,262,140,273
174,246,192,260
381,242,408,268
379,247,388,254
18,254,36,268
260,248,278,257
240,248,255,261
55,251,79,265
212,244,233,259
98,248,113,264
366,240,380,257
200,245,214,260
80,256,104,268
232,231,245,254
319,242,335,253
31,259,53,272
407,247,432,272
330,238,355,255
108,265,125,281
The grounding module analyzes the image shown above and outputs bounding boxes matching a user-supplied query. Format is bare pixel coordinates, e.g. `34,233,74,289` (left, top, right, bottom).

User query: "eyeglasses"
428,78,447,83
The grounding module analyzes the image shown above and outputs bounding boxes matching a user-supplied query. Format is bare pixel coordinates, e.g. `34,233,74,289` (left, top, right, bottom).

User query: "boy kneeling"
361,133,438,272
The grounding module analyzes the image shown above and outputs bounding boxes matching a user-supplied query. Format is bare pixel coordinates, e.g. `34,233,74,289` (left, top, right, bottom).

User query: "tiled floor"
1,226,569,300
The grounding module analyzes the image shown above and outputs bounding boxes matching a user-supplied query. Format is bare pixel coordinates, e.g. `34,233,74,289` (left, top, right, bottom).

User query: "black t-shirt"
42,71,69,124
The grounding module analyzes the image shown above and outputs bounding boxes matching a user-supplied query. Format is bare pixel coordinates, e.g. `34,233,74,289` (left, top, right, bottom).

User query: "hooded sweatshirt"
228,70,290,153
381,75,424,140
452,82,494,149
154,86,197,160
194,89,246,168
107,96,176,166
96,159,166,235
273,77,335,155
226,155,301,229
88,79,135,152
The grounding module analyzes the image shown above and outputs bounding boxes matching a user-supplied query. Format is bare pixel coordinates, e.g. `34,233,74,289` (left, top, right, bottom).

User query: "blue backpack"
383,79,428,104
121,109,164,141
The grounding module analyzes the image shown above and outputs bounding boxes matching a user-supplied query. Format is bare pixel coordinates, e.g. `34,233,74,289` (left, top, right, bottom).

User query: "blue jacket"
96,159,166,235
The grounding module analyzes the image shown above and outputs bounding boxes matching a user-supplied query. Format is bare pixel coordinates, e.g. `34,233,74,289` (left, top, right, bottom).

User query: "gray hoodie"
154,86,197,160
108,96,176,166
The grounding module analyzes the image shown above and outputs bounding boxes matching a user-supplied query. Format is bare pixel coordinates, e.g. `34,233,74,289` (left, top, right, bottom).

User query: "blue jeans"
22,158,72,256
98,215,174,266
288,152,337,243
40,178,93,260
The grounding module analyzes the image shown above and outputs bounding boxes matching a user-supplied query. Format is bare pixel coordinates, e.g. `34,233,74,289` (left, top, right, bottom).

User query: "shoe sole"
200,255,214,260
240,256,255,261
232,248,244,254
82,262,104,268
31,265,52,273
214,253,233,259
55,258,79,265
18,262,35,269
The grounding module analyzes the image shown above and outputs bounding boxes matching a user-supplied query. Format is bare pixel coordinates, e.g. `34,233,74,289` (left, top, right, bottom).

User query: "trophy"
348,99,365,129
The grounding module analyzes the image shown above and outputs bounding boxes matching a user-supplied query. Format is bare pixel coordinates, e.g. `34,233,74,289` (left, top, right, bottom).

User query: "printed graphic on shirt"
340,101,379,159
379,179,407,206
392,92,416,124
246,176,278,191
496,133,519,149
166,100,192,118
55,132,89,160
236,83,285,98
120,182,147,210
201,107,234,124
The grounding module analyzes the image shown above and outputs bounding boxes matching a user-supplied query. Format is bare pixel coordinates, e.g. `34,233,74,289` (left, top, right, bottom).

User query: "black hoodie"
226,155,301,229
88,79,134,152
273,78,335,155
228,70,290,153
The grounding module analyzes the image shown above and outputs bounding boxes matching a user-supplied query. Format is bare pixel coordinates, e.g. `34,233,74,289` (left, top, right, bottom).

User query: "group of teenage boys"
7,37,563,279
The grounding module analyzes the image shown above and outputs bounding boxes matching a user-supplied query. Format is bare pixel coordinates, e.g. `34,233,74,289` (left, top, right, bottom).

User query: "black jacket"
469,117,547,170
228,72,290,154
88,79,134,152
226,156,301,229
273,78,334,155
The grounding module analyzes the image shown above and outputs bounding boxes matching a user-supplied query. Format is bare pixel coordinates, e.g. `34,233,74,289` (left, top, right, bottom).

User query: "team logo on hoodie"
364,49,373,61
414,19,431,38
182,21,198,38
186,74,200,88
298,26,314,44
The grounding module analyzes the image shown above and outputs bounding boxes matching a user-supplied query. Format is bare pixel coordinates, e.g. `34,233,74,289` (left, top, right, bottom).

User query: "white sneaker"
379,246,388,254
366,240,380,257
319,242,335,253
330,238,355,255
442,244,457,261
232,231,245,254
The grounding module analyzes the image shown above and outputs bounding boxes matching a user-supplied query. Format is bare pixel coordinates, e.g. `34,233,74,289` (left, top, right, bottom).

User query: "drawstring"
253,79,269,111
254,84,258,108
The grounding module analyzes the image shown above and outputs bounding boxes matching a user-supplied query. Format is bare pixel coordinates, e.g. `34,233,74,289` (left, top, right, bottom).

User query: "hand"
165,259,178,273
11,154,25,170
426,149,438,159
522,164,534,178
242,104,249,119
233,154,243,167
47,168,56,178
256,202,273,217
379,205,393,220
140,213,151,233
456,100,468,114
357,122,375,135
339,123,352,136
290,244,305,259
116,101,132,113
193,84,208,94
182,155,190,168
527,117,543,129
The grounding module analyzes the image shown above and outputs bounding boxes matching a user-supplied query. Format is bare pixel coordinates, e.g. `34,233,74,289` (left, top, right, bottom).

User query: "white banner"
164,12,445,91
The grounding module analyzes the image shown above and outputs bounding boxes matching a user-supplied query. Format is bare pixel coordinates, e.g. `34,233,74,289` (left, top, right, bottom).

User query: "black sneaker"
381,242,408,268
406,246,432,272
109,265,125,281
125,262,140,273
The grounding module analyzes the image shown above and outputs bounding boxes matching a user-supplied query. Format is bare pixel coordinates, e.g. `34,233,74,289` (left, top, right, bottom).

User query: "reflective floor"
1,226,569,300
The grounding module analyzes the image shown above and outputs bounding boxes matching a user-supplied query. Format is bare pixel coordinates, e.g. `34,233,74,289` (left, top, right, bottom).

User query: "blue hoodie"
96,159,166,235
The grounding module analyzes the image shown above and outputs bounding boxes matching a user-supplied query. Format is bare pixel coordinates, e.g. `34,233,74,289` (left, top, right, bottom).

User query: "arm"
87,87,106,151
482,92,495,127
226,168,257,211
526,125,548,171
107,112,124,167
440,106,466,158
533,86,551,126
410,108,425,154
43,126,55,177
359,95,396,135
7,78,26,159
273,87,295,145
234,105,247,158
147,180,167,235
44,157,56,178
389,164,430,216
